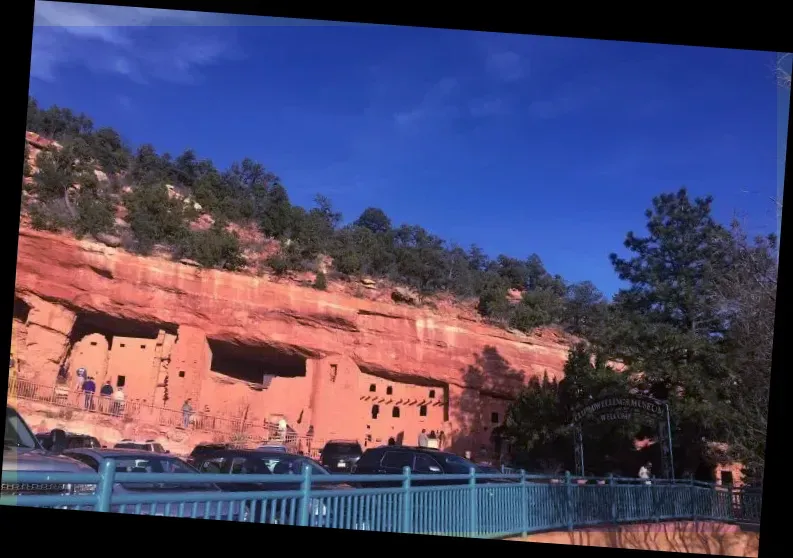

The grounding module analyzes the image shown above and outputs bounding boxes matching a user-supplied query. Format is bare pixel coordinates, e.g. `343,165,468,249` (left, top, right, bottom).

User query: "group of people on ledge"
57,366,126,415
385,429,445,449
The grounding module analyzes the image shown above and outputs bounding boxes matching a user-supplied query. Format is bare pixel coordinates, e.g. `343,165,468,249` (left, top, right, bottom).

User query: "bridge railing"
0,463,761,537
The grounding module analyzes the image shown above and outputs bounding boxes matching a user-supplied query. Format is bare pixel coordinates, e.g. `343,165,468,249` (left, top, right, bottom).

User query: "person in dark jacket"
83,376,96,410
99,380,113,413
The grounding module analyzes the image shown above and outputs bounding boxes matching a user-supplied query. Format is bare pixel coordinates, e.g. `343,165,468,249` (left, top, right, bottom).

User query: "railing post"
96,458,116,512
469,467,478,537
608,473,617,524
565,470,573,532
401,466,412,534
727,484,734,522
298,463,312,527
520,469,529,537
690,476,697,522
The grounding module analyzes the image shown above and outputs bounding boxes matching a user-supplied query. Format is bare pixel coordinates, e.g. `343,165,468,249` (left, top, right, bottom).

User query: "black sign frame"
570,394,675,479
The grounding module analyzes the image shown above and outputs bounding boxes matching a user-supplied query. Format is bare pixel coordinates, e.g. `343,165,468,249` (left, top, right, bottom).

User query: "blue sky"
29,2,789,297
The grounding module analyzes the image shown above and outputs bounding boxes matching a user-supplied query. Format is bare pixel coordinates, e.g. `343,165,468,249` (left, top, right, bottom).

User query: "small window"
178,371,185,378
369,384,376,392
199,459,225,474
371,404,380,419
429,389,436,399
414,454,442,473
119,343,126,348
491,412,499,424
90,341,97,346
140,345,146,349
117,375,126,388
392,407,400,418
330,364,338,383
386,386,393,395
381,451,413,469
419,405,427,417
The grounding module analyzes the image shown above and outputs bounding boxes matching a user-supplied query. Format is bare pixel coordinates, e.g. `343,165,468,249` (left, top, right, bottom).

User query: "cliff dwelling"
13,228,579,457
64,312,177,406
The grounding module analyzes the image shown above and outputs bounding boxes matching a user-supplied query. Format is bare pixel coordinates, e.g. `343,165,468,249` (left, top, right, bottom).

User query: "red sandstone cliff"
14,227,575,395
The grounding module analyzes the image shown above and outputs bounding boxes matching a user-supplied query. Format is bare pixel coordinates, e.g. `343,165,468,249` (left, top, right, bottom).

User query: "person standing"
639,461,652,485
418,429,429,447
99,380,113,413
112,386,125,416
83,376,96,411
75,368,86,393
182,399,193,429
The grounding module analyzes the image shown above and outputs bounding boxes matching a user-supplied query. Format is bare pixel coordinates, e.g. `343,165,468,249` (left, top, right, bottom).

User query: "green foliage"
21,97,608,335
74,187,116,238
123,182,188,254
501,344,637,474
23,143,32,177
179,222,246,271
354,207,392,234
266,254,290,276
313,271,328,290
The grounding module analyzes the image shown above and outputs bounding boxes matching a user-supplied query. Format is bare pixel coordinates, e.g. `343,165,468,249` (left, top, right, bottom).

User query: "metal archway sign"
570,394,675,479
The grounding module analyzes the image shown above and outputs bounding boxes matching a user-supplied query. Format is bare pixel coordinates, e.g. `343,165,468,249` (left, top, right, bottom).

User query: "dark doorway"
207,338,307,387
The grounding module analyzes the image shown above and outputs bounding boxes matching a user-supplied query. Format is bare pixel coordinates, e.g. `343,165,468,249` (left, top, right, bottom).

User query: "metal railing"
0,464,761,537
7,377,322,453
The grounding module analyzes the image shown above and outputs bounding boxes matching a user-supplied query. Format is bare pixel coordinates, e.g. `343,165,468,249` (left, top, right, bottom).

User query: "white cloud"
393,77,459,129
486,50,524,82
31,1,245,84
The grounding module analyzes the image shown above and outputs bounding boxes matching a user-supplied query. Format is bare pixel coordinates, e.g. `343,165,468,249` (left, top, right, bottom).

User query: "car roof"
198,448,307,458
66,448,174,459
325,440,360,445
365,446,455,456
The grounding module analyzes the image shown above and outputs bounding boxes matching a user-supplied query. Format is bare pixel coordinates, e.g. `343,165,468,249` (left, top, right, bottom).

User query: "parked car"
113,439,168,453
191,448,352,525
352,446,513,487
319,440,363,473
2,405,95,497
63,448,245,520
36,431,102,451
257,444,287,452
186,443,233,466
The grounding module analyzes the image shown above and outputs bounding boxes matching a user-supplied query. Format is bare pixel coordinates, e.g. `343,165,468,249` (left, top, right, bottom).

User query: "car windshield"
442,454,478,474
115,443,148,450
114,456,217,491
4,407,39,450
259,456,329,476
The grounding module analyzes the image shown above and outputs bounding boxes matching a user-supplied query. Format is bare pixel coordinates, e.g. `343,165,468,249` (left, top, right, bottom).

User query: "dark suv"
36,431,102,451
353,446,512,487
186,443,232,466
191,448,352,526
319,440,362,473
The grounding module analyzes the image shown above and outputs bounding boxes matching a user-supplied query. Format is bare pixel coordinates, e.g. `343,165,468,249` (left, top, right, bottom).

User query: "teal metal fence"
0,461,762,538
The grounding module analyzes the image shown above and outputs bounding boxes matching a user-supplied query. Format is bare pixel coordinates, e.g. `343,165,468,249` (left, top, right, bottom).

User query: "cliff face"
14,227,574,395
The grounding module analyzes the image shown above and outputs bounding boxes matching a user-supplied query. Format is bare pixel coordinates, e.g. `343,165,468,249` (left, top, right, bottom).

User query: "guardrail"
0,462,762,537
7,377,322,454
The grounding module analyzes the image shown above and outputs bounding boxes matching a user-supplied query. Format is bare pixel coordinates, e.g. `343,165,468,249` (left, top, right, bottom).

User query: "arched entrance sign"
571,394,675,479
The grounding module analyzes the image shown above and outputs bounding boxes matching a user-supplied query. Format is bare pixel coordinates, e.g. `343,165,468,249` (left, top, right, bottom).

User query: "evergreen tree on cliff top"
607,188,736,474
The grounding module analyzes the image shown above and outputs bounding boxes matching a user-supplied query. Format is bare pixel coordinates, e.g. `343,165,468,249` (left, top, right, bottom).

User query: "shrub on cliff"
313,271,328,290
179,222,247,271
265,254,290,276
123,182,189,254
